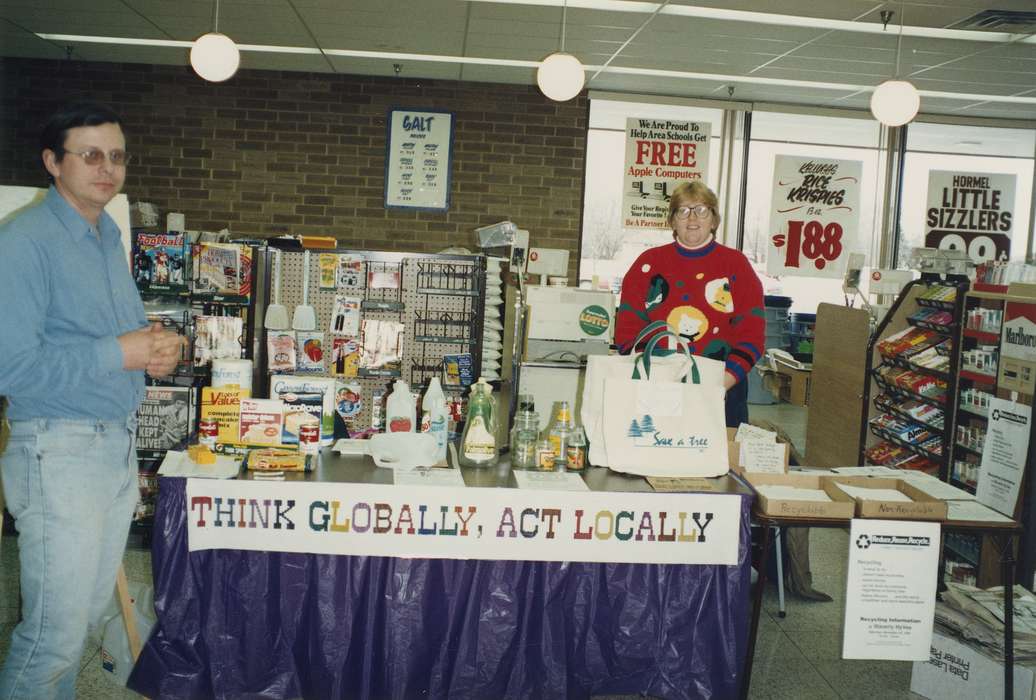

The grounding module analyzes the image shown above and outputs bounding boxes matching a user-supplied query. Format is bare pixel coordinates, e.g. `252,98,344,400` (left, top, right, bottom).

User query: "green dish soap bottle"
459,377,498,468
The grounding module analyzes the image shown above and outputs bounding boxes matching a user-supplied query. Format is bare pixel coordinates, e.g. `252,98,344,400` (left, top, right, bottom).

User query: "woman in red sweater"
615,181,765,427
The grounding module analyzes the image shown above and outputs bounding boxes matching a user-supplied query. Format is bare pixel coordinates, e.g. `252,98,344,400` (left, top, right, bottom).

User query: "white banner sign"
977,398,1030,517
185,479,742,565
924,170,1016,263
843,518,940,661
767,155,862,278
622,118,710,230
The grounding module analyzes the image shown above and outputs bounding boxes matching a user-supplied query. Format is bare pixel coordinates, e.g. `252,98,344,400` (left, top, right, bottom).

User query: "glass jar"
546,400,574,461
565,424,587,472
535,438,556,471
510,410,539,470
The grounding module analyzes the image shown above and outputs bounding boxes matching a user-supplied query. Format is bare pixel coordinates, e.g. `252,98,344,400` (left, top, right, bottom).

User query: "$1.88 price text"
772,220,843,270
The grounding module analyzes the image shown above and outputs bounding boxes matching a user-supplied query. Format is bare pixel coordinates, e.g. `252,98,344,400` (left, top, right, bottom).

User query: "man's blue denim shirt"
0,186,147,420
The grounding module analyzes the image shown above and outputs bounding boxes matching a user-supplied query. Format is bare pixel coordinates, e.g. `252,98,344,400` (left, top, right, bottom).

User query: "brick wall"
0,58,587,278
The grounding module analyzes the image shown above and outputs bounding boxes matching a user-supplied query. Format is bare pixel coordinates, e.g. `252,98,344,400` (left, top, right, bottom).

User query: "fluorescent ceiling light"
37,33,192,48
466,0,1036,44
34,33,1036,107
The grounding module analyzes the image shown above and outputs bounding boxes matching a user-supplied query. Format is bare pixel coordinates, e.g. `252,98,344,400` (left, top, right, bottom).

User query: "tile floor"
0,401,925,699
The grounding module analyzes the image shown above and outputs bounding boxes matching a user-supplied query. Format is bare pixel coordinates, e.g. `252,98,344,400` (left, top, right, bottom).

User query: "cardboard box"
200,386,245,446
827,476,948,520
745,473,856,519
911,631,1035,700
774,361,812,406
726,427,790,475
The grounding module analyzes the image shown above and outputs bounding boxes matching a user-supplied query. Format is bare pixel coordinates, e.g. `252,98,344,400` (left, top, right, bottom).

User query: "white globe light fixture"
191,32,239,82
537,52,585,102
870,79,920,127
870,7,920,127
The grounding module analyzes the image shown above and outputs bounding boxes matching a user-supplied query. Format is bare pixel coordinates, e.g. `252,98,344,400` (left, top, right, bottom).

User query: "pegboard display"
261,248,486,434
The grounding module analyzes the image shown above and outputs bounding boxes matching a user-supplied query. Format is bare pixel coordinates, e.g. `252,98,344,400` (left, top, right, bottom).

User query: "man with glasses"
615,181,765,428
0,101,183,699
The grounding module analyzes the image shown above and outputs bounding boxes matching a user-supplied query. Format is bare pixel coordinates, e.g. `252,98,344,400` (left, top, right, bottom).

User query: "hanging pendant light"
870,7,920,126
536,0,585,102
870,79,920,127
190,0,239,82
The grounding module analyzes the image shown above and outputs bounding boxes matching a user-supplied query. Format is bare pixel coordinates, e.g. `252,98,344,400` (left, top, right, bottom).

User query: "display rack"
133,237,257,535
944,284,1036,587
859,275,968,479
255,249,485,436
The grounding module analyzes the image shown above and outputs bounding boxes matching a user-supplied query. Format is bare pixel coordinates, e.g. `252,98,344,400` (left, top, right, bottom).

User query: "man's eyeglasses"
674,204,712,220
65,148,131,167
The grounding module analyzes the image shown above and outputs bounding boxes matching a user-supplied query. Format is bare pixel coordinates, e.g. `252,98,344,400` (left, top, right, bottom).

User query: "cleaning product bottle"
385,380,416,433
421,377,449,464
459,377,497,467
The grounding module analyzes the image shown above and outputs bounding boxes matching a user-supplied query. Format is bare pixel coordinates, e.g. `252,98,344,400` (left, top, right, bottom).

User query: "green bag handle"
626,320,669,353
632,330,701,385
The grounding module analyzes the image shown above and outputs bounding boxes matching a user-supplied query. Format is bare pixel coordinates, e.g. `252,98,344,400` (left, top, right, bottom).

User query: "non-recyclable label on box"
828,477,948,521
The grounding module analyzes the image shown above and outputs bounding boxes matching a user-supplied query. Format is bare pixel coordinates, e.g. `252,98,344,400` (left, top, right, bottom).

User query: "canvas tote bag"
600,330,729,477
582,321,696,466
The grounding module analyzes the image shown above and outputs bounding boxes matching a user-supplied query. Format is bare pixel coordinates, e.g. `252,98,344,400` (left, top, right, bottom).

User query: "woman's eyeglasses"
65,148,132,167
674,204,712,220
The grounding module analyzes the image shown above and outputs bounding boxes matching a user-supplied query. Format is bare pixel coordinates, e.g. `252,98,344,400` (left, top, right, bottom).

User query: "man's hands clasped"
118,322,187,378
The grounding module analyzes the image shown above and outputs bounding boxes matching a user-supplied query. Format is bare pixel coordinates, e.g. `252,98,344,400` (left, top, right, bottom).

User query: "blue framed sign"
384,108,454,212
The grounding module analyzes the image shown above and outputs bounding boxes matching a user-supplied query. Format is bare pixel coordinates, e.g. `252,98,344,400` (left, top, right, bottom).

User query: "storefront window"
896,122,1035,266
579,98,725,292
742,111,885,313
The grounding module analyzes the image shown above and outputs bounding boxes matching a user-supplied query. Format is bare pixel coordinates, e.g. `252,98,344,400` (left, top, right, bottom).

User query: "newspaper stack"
934,582,1036,662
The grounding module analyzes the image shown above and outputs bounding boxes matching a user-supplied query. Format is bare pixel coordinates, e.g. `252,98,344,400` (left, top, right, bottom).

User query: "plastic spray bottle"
421,377,449,464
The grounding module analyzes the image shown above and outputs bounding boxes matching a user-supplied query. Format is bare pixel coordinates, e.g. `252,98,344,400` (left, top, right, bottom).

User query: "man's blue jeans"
0,417,139,700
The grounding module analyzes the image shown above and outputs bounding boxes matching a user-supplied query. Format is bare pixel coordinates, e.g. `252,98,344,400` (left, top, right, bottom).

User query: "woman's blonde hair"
667,181,721,233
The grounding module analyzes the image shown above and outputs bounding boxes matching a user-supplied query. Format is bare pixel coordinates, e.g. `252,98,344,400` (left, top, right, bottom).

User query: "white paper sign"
767,156,862,278
385,109,453,210
186,479,741,565
157,450,241,479
977,398,1030,516
897,472,975,501
735,423,777,443
843,518,940,660
739,442,786,474
924,170,1016,262
622,118,710,230
946,500,1013,523
513,471,590,492
831,466,900,477
393,468,467,488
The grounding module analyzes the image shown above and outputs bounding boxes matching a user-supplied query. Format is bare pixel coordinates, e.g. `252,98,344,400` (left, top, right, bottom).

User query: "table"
128,455,755,700
742,511,1022,700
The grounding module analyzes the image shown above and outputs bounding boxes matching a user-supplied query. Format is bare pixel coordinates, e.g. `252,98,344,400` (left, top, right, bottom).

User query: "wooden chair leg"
114,564,142,662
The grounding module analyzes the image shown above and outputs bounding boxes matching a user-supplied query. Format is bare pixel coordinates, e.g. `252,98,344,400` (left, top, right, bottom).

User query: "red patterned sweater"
615,240,765,384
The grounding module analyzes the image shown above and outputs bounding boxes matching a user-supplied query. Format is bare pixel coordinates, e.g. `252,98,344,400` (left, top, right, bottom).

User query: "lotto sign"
767,156,862,278
924,170,1015,263
622,118,711,230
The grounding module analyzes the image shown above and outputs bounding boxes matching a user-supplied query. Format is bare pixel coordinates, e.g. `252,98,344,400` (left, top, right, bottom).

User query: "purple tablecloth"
128,477,752,699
